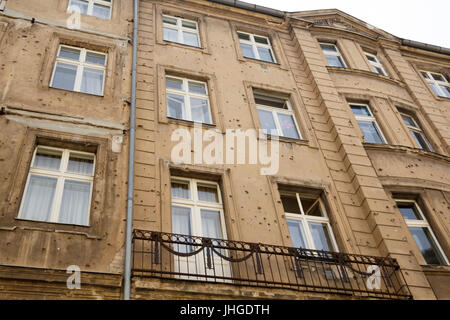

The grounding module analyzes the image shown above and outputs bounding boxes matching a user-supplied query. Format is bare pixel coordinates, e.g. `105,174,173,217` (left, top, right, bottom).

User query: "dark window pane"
397,202,422,220
409,227,446,265
281,195,300,214
357,120,384,144
350,105,371,116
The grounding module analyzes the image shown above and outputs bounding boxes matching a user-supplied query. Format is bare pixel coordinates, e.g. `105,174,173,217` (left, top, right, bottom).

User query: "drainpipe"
123,0,138,300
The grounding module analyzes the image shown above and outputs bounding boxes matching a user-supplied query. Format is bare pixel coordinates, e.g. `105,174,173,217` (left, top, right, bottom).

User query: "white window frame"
171,177,227,240
68,0,113,20
319,43,347,68
255,95,302,139
18,146,96,226
165,75,212,124
162,14,201,47
50,45,107,96
350,103,387,144
420,71,450,98
0,0,6,11
237,31,277,63
396,200,449,266
364,52,387,76
283,192,339,252
400,113,434,152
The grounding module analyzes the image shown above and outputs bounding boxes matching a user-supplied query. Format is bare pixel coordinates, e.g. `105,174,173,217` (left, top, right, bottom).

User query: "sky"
245,0,450,48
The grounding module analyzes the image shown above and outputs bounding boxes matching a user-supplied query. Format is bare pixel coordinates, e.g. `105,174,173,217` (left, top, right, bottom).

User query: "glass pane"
304,201,323,217
421,72,430,79
166,77,183,91
58,180,91,226
188,82,206,95
309,222,334,252
171,181,190,199
182,20,197,30
254,36,269,45
68,0,89,15
281,195,300,214
429,83,442,97
350,105,371,117
198,184,219,203
58,47,81,61
52,62,77,91
163,16,177,25
409,227,446,265
431,73,445,82
183,31,199,47
287,220,307,249
397,202,422,220
373,66,385,75
20,175,57,222
86,52,106,66
299,198,315,214
411,130,432,152
92,4,111,19
166,93,185,120
163,27,178,42
190,97,211,124
201,209,223,239
67,153,95,175
401,114,416,127
320,44,337,52
257,47,274,62
357,120,384,144
325,54,345,68
172,206,192,253
439,85,450,98
257,109,277,135
366,54,377,62
238,33,250,41
80,68,104,96
254,95,287,109
240,43,255,59
277,113,300,139
33,148,62,170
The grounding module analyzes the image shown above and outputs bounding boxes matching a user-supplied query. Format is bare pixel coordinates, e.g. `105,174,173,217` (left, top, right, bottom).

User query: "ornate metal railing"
132,230,412,300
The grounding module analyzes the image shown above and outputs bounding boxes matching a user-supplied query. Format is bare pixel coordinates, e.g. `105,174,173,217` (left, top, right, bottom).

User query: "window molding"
364,52,388,76
1,129,108,237
155,5,211,54
319,42,348,68
237,31,276,64
395,199,449,266
348,102,387,145
162,14,201,48
156,64,224,131
420,70,450,99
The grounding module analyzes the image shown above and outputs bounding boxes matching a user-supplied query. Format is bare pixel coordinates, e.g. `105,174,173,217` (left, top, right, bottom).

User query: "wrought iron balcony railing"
132,230,412,300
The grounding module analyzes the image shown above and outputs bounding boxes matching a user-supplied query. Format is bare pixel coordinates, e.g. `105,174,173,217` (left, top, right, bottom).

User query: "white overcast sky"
246,0,450,48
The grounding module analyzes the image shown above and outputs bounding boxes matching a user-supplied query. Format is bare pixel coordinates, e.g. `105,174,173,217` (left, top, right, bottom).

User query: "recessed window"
421,71,450,98
50,45,107,96
396,200,448,266
18,146,95,226
165,76,212,124
281,192,338,252
349,103,386,144
238,32,276,63
163,15,200,48
68,0,112,20
255,93,301,139
400,112,434,152
320,43,346,68
364,52,387,76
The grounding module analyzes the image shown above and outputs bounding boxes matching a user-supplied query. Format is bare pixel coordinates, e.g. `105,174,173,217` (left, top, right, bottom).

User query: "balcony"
132,230,412,300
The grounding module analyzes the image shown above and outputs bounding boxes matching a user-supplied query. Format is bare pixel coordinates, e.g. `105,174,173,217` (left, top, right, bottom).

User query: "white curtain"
81,68,104,95
172,206,192,253
21,175,57,222
53,63,77,91
67,156,94,175
58,180,91,226
201,210,222,239
33,152,61,170
197,186,217,203
171,182,189,199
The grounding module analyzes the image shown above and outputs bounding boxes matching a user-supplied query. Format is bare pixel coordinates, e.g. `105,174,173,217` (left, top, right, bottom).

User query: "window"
171,178,226,252
400,113,434,152
50,45,107,96
68,0,112,20
396,200,448,266
255,93,301,139
163,15,200,48
350,103,386,144
237,32,276,63
18,146,95,226
165,76,212,124
281,192,338,252
421,71,450,98
364,52,387,76
320,43,346,68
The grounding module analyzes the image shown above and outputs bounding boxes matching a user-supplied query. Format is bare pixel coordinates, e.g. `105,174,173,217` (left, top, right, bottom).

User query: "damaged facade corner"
0,0,449,300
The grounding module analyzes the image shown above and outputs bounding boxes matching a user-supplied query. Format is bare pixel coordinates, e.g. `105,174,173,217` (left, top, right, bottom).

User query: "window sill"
326,66,407,88
167,117,216,129
15,218,90,228
265,134,309,146
49,86,105,98
363,143,449,162
421,265,450,273
238,56,288,71
161,40,210,55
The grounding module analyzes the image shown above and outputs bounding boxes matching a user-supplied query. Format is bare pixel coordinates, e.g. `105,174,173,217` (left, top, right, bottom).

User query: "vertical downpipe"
123,0,139,300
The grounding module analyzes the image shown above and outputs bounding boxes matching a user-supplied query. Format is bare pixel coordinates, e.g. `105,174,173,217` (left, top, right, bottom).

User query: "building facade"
0,0,449,300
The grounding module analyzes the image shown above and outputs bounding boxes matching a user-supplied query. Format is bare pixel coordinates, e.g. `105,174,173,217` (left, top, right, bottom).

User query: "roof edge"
401,39,450,56
207,0,285,18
